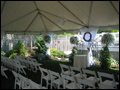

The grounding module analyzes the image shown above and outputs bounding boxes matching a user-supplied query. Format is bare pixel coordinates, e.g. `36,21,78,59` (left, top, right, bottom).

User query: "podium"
73,55,87,69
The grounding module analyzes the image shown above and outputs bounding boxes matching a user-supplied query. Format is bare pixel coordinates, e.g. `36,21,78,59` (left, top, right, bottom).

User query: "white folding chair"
60,64,71,76
28,79,47,89
39,67,51,88
12,71,22,89
18,74,30,89
97,71,119,89
76,77,95,89
82,69,99,89
1,66,8,79
49,70,63,89
13,59,26,75
70,66,85,79
61,74,80,89
27,57,42,73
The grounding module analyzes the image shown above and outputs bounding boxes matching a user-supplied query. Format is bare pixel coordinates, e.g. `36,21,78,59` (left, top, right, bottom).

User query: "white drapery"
80,27,98,67
42,32,53,55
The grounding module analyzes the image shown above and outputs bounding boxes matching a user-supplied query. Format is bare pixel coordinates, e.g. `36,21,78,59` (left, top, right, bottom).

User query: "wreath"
83,32,92,42
43,35,51,43
70,36,79,44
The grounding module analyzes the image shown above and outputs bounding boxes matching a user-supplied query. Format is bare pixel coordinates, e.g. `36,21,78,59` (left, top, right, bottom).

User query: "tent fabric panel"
2,11,37,31
89,1,119,26
27,14,47,32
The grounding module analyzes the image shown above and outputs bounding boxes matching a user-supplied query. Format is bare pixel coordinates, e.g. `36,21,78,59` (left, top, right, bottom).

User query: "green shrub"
69,46,78,63
50,48,66,58
9,53,18,59
99,46,112,69
57,51,66,58
34,36,47,55
50,48,59,58
5,49,14,57
1,51,6,56
110,58,118,67
93,57,100,66
13,40,26,56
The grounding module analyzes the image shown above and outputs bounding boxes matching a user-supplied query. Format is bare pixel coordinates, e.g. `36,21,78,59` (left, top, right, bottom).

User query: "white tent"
1,1,119,34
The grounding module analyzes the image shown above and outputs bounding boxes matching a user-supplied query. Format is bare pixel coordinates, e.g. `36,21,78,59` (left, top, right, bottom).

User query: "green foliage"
57,51,66,58
50,48,59,58
1,51,6,56
110,58,118,67
54,32,75,36
45,54,51,60
9,53,18,59
101,33,115,46
97,30,119,33
5,49,14,57
13,40,26,56
93,57,100,66
69,46,78,63
110,30,119,33
43,35,51,43
34,36,47,55
70,36,79,45
99,46,112,69
5,40,26,58
50,48,66,58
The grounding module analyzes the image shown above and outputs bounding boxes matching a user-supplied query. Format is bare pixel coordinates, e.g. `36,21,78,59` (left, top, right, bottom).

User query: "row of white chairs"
39,66,97,89
13,55,42,73
1,66,8,79
59,63,119,89
12,70,47,89
1,56,26,75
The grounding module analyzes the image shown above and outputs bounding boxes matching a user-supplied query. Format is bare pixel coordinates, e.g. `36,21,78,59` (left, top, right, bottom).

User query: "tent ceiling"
1,1,119,34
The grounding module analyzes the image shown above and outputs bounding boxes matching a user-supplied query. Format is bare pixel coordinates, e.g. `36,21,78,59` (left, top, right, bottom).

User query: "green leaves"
34,36,47,55
70,36,79,45
99,46,112,69
43,35,51,43
101,33,115,46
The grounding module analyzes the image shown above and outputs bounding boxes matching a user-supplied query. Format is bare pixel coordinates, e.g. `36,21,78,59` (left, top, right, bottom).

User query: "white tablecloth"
73,55,87,69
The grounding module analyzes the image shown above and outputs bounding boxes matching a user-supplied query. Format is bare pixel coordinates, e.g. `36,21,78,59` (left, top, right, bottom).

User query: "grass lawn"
1,59,119,89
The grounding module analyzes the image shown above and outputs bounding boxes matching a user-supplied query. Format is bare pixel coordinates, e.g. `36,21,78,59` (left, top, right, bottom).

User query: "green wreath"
83,32,92,42
43,35,51,43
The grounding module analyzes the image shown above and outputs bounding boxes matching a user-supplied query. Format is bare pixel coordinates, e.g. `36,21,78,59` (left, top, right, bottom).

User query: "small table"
73,55,87,69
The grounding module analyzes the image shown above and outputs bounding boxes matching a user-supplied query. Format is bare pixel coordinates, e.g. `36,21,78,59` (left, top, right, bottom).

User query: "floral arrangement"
70,36,79,44
101,33,115,46
43,35,51,43
83,32,92,42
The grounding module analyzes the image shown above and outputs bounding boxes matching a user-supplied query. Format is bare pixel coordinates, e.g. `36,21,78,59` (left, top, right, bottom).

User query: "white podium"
73,55,87,69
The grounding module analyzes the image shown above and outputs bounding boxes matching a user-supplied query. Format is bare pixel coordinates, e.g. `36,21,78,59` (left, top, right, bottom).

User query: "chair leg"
14,80,16,89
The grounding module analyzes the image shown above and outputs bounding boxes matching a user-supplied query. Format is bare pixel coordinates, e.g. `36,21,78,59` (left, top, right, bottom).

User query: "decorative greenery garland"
101,33,115,46
70,36,79,44
43,35,51,43
83,32,92,42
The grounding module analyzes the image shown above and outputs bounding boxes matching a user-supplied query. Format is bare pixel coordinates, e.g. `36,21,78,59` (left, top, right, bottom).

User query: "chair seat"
102,80,119,86
74,73,81,78
66,83,82,89
1,66,8,71
63,71,70,75
86,76,99,82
